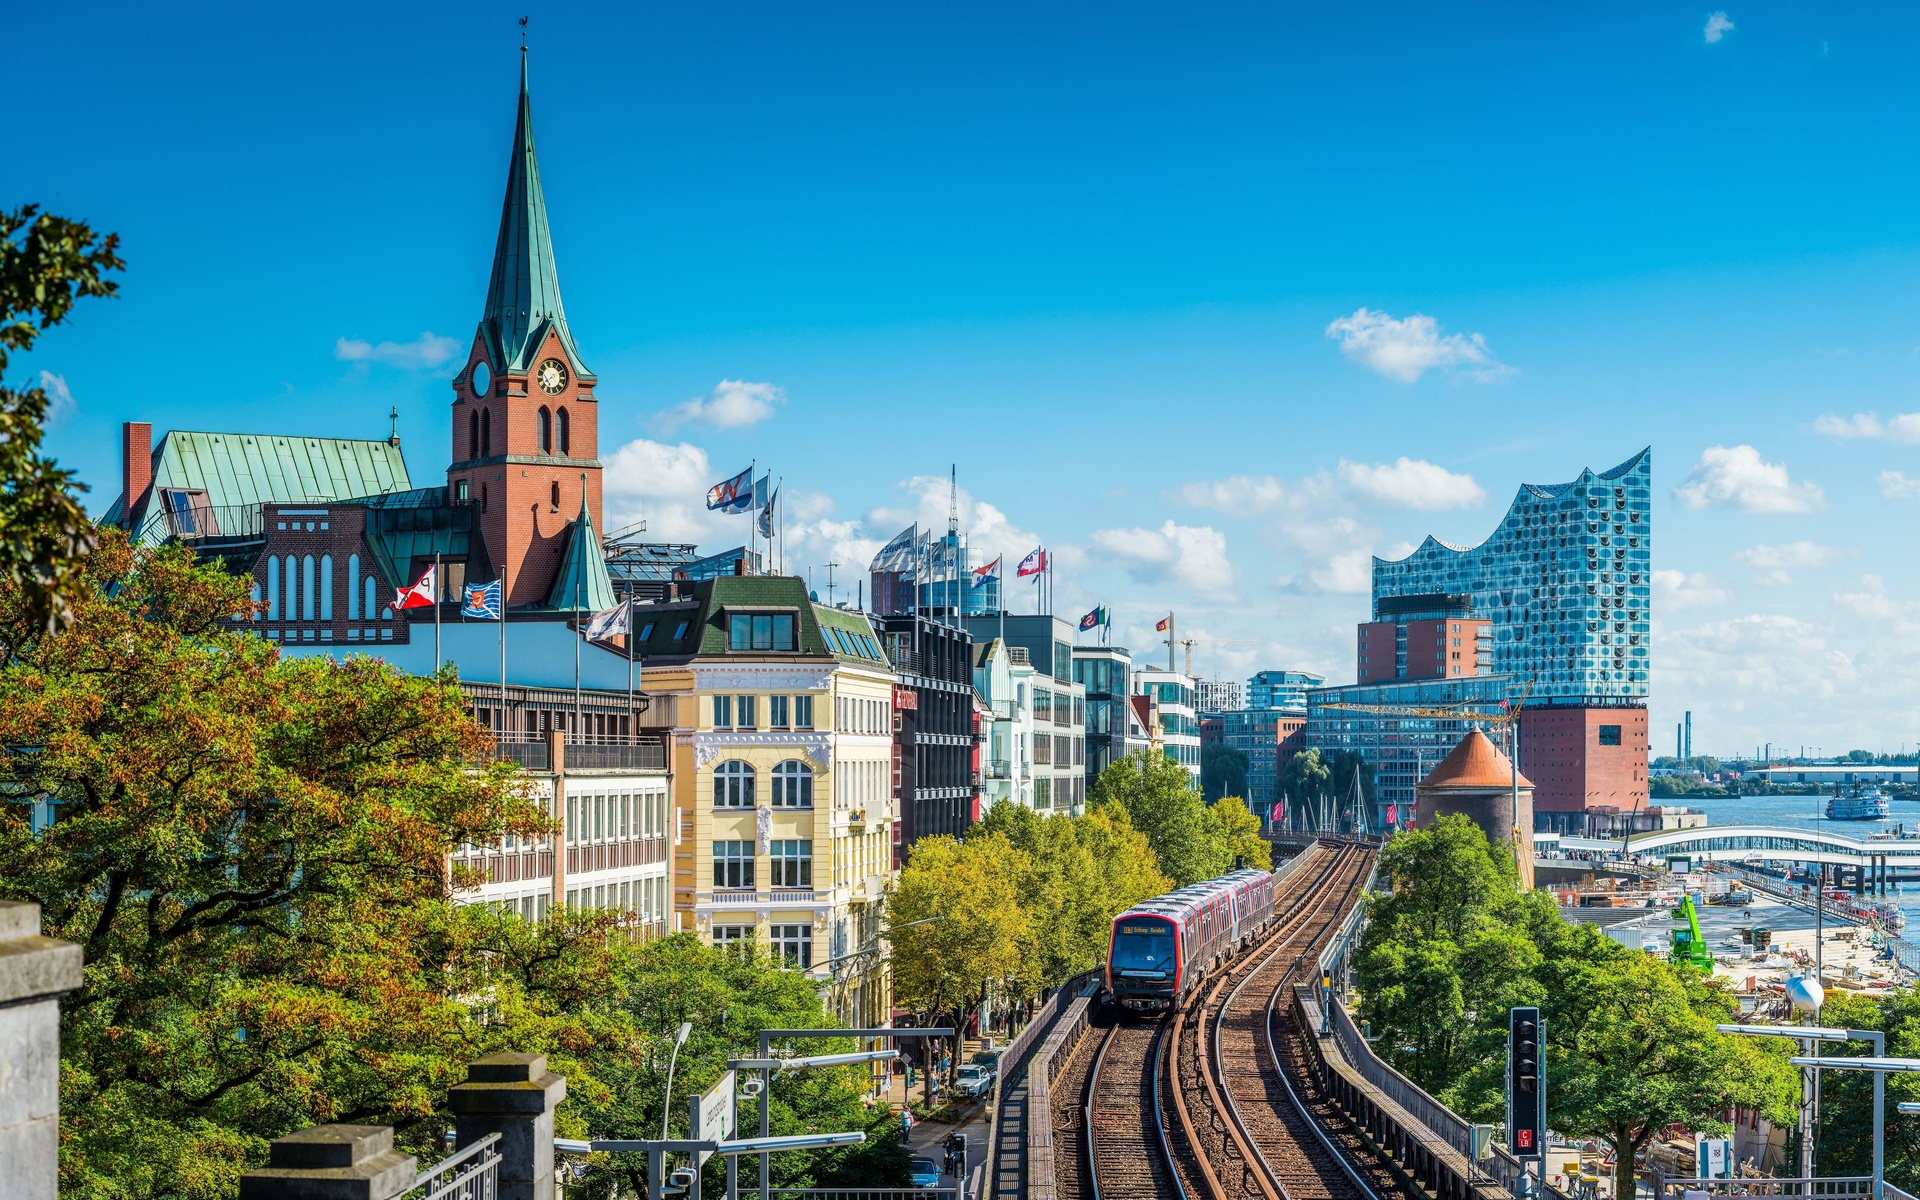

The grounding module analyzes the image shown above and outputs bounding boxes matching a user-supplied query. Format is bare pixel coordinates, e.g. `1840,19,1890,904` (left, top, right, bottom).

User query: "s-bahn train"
1103,868,1277,1010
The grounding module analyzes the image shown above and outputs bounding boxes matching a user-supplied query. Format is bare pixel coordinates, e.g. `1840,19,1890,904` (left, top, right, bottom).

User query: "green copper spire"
546,490,617,612
480,55,591,378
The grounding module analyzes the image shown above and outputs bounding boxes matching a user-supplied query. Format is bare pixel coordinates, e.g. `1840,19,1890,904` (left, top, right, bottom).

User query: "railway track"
1063,842,1393,1200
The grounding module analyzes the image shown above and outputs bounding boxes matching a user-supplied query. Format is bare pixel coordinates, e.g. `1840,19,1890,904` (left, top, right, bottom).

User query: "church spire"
479,54,590,379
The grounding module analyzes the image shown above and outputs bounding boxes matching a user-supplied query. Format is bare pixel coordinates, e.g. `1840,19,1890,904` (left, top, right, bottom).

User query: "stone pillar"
238,1125,417,1200
449,1053,566,1200
0,900,84,1200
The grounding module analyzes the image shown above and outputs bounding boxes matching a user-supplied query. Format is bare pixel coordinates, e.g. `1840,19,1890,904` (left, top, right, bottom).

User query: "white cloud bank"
1704,11,1735,43
1090,520,1235,593
334,332,461,369
1673,445,1825,513
652,379,785,434
1652,569,1732,612
1814,411,1920,443
1324,307,1516,384
1337,458,1486,510
1879,471,1920,500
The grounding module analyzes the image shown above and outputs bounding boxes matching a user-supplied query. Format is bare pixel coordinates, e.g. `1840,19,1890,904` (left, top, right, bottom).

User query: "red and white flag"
394,564,438,610
1016,547,1047,577
1155,614,1172,632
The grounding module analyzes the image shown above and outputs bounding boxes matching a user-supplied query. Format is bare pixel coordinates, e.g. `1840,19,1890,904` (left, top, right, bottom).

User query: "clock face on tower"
536,358,569,395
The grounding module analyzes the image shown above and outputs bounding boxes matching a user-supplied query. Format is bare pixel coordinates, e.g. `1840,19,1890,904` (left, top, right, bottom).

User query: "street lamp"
1717,1023,1886,1191
661,1021,694,1140
1782,1047,1911,1200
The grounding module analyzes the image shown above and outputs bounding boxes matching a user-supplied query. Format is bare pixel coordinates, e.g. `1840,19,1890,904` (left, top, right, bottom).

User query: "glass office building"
1247,670,1326,710
1304,674,1517,831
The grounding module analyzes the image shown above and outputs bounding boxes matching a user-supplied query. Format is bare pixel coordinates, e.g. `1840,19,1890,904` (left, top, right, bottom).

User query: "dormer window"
728,611,798,651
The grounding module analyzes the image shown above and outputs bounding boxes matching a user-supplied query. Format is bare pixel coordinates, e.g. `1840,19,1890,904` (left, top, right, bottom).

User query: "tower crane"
1312,678,1534,728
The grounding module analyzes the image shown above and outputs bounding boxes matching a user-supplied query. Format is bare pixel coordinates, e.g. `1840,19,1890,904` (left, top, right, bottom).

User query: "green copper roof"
544,495,617,612
613,575,890,665
480,56,590,379
129,431,411,545
356,487,485,589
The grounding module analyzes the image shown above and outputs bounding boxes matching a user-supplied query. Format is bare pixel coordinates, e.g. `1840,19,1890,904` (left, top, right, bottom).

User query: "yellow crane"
1313,679,1534,727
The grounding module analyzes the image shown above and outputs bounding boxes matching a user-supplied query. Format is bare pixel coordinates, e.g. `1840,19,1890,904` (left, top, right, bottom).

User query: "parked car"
954,1064,993,1099
968,1047,1003,1072
910,1157,944,1188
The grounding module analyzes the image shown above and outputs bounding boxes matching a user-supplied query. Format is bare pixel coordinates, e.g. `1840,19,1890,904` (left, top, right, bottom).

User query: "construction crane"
1313,679,1534,727
1176,637,1257,677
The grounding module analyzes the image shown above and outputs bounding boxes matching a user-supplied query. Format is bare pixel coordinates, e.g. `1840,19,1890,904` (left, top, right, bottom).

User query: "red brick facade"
1517,706,1648,815
1357,617,1490,683
447,327,602,608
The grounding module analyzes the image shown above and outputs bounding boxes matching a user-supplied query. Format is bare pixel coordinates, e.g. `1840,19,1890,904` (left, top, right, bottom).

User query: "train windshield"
1111,918,1176,971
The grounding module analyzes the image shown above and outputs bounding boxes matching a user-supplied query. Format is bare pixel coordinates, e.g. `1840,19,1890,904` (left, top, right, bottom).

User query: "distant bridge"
1562,824,1917,891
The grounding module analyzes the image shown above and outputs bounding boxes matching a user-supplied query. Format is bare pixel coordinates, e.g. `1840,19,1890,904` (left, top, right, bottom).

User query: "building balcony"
711,890,759,905
770,889,815,904
987,758,1013,779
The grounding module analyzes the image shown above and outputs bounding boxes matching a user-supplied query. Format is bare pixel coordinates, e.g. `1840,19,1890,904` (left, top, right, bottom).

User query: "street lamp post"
1717,1023,1886,1192
1781,1047,1911,1200
662,1021,694,1141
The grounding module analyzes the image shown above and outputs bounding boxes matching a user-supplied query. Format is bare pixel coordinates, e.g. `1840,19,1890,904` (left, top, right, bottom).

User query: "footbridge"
1568,824,1919,892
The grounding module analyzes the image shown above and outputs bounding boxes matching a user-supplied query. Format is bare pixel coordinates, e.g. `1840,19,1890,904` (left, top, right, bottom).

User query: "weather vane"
519,15,528,52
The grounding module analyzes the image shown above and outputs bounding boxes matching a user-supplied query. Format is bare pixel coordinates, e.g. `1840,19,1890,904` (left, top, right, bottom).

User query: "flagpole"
626,598,635,736
433,551,442,673
499,581,507,731
778,474,785,576
573,541,582,741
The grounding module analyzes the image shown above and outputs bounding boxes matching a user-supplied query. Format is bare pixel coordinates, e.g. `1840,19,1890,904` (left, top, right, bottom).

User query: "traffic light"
1508,1006,1545,1156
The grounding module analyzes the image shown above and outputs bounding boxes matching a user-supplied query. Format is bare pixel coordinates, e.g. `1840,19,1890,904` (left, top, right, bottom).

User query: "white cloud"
1309,548,1374,594
1337,457,1486,510
334,332,461,369
1879,470,1920,500
1089,520,1235,593
651,379,785,434
35,370,74,422
1813,411,1920,443
1324,307,1516,384
1672,445,1825,513
865,475,1046,578
601,436,736,543
1703,11,1735,43
1732,541,1839,582
1173,474,1289,513
1651,569,1732,612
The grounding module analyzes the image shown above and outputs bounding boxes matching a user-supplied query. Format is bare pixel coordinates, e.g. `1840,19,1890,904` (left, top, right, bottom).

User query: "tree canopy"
1089,750,1271,884
1355,815,1796,1200
0,205,121,635
1200,742,1248,802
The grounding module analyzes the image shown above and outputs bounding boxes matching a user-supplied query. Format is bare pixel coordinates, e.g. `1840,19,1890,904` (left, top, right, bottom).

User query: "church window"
286,557,298,620
302,555,317,621
480,483,488,512
468,410,479,459
538,406,552,454
480,408,491,457
348,554,360,619
550,481,560,510
557,407,570,455
320,556,333,620
265,557,279,619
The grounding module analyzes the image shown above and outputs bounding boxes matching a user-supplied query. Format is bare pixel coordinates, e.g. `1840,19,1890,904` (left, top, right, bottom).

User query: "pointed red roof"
1419,728,1531,790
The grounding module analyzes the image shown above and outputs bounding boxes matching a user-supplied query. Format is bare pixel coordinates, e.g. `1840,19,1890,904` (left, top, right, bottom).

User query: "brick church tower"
447,54,603,609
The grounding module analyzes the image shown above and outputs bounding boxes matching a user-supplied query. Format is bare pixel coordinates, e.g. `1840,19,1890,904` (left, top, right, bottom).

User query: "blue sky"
19,2,1920,754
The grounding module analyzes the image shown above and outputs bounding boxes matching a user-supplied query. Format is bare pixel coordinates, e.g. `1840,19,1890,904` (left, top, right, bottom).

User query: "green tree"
1205,796,1272,872
1804,990,1920,1189
1547,949,1796,1200
1200,743,1248,802
1090,750,1227,885
0,532,566,1198
887,833,1030,1081
0,206,123,635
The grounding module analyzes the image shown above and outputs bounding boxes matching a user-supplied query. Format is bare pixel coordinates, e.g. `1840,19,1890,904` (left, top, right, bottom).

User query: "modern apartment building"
964,615,1087,813
974,638,1037,813
1369,450,1652,822
1356,594,1492,684
878,612,979,859
1195,678,1243,714
1211,707,1306,822
1133,664,1202,783
629,575,899,1027
1246,670,1326,710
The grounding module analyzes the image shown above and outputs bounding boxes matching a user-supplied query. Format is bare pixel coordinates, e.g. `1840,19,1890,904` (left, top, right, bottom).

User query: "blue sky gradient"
19,1,1920,753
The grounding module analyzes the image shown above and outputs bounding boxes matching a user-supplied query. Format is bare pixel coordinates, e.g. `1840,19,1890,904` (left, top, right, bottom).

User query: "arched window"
302,555,316,620
772,761,813,809
468,410,479,460
550,480,560,510
557,407,570,455
286,557,298,621
347,554,361,619
714,761,756,809
319,555,333,620
480,482,488,512
265,555,280,619
537,406,552,454
480,408,491,457
249,580,262,622
369,576,387,620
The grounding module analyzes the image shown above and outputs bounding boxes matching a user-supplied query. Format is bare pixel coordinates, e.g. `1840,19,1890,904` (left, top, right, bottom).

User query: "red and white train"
1103,868,1278,1009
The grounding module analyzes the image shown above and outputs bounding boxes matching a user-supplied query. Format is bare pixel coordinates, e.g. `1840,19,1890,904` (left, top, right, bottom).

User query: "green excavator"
1670,892,1716,972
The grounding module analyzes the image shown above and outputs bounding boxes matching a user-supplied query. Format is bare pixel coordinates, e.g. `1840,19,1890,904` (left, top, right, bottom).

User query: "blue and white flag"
706,466,755,513
869,523,918,574
461,578,502,619
755,476,777,539
583,599,632,642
